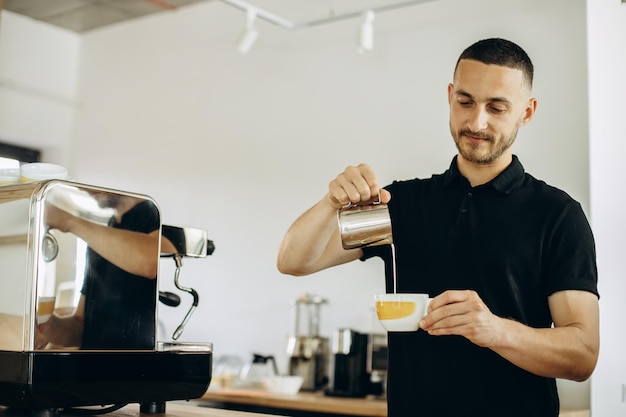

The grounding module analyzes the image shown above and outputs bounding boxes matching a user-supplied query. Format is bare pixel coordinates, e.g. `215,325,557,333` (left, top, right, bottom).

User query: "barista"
276,38,599,416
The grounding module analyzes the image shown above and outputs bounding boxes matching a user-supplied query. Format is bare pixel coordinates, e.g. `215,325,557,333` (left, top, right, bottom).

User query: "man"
277,38,599,416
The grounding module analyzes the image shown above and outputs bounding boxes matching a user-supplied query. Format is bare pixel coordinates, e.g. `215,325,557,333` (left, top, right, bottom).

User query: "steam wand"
171,254,199,340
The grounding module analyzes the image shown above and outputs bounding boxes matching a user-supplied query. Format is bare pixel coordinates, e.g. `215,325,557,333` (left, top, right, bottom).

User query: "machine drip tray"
0,350,212,413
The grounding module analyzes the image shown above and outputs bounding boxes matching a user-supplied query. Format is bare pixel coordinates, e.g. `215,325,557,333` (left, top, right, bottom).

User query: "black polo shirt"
81,200,160,350
362,155,598,417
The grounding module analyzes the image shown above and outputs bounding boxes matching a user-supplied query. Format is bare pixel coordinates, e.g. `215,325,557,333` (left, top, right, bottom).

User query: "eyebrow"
455,89,512,106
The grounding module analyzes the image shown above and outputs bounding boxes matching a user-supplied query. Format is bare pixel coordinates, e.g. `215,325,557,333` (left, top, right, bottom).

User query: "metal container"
286,335,329,391
286,294,329,391
337,203,392,250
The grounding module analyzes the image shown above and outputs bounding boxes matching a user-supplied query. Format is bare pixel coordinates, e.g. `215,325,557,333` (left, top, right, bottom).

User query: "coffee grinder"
286,293,329,391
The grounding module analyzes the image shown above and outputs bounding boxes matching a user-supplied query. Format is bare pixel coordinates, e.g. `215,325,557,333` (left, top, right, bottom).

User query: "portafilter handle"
159,291,181,307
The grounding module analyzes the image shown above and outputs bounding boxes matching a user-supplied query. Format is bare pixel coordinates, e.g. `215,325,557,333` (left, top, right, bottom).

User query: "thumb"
379,188,392,204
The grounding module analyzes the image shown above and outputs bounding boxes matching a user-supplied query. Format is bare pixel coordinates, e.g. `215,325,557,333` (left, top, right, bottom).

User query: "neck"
456,154,513,187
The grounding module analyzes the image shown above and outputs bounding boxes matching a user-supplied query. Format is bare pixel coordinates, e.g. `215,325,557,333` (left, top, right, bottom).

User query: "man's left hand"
419,289,503,348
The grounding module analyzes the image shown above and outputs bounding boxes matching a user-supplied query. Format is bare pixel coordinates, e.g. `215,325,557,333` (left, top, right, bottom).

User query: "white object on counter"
0,168,20,185
20,163,68,183
262,376,304,395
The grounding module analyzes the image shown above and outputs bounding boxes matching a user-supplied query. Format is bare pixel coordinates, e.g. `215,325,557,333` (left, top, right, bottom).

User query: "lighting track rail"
220,0,437,53
220,0,436,30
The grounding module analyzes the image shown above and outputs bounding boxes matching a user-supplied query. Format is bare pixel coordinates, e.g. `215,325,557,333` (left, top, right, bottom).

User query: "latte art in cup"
375,294,431,332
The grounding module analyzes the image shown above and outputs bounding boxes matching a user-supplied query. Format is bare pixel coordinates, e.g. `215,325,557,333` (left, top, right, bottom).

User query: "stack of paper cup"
20,163,68,183
0,168,21,185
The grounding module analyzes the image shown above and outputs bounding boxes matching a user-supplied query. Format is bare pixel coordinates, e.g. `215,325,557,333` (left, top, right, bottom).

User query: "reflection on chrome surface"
0,181,160,351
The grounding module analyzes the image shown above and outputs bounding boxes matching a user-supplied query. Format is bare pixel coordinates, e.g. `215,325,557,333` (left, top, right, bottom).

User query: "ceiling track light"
221,0,437,54
357,10,375,54
221,0,435,29
237,8,259,54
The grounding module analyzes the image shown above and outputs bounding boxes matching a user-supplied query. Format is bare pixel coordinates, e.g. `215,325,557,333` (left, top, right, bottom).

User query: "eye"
489,105,507,114
488,99,511,114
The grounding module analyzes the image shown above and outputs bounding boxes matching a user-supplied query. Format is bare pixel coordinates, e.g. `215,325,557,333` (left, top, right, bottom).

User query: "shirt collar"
443,154,525,194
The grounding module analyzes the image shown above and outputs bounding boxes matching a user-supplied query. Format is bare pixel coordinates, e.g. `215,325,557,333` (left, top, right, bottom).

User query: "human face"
448,59,536,166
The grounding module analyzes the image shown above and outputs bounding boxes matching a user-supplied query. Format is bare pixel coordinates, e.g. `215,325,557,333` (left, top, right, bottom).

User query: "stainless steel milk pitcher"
337,198,393,250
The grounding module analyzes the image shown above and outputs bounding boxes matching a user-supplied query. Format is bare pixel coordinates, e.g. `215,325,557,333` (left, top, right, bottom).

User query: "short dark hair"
454,38,534,88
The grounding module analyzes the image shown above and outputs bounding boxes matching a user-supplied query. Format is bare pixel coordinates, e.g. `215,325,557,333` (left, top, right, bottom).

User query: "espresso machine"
286,293,329,391
0,180,214,416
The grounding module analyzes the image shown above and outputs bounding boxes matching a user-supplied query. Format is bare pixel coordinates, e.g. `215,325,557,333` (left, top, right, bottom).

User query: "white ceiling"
2,0,211,33
2,0,433,33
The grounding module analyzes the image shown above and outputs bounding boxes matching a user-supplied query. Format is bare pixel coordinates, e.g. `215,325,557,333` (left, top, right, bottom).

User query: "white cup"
0,168,21,185
375,293,432,332
20,163,68,183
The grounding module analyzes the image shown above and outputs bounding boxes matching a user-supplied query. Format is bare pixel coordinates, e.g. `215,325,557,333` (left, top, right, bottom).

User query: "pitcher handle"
341,193,382,210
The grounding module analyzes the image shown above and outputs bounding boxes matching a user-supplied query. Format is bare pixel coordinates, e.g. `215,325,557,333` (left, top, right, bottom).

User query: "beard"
451,123,520,164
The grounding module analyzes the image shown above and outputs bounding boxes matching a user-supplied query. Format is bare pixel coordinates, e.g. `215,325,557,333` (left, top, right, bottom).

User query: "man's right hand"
277,163,388,276
45,204,74,233
326,163,391,209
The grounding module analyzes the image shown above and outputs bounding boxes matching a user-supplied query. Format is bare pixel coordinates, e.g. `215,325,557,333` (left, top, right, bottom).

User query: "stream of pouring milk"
391,243,397,294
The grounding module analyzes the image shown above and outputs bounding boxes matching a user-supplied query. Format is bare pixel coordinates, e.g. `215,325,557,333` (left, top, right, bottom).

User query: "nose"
467,106,489,132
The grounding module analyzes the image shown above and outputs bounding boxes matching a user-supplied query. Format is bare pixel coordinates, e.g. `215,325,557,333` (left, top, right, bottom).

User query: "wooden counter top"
197,389,590,417
199,389,385,416
0,397,586,417
0,402,275,417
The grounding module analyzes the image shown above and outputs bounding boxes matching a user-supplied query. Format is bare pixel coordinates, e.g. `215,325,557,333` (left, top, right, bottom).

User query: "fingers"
379,188,392,204
328,163,388,209
420,290,487,331
427,289,474,312
420,290,501,347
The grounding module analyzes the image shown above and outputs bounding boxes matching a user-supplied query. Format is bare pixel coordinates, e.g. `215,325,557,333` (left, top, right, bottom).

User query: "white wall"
0,12,80,164
72,0,593,408
588,0,626,416
0,7,80,339
0,0,602,411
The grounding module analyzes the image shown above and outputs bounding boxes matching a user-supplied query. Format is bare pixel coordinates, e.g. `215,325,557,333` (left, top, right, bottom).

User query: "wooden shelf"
0,234,27,245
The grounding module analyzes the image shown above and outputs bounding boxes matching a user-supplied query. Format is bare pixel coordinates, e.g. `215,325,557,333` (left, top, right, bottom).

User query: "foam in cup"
375,293,431,332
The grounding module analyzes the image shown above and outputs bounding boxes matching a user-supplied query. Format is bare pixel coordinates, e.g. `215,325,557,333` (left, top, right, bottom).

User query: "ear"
520,98,538,126
447,83,454,105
